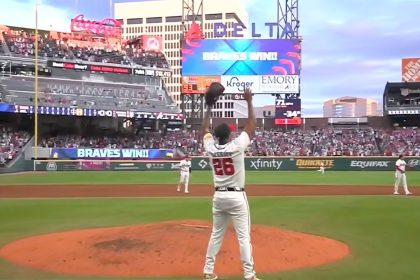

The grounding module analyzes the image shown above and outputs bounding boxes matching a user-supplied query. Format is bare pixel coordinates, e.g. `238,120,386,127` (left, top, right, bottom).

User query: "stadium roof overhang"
383,81,420,117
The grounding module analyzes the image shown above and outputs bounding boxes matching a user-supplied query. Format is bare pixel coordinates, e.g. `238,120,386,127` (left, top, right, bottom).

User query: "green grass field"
0,171,420,280
1,170,420,186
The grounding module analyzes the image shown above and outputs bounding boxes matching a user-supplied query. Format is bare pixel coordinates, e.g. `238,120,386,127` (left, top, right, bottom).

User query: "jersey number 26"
212,158,235,175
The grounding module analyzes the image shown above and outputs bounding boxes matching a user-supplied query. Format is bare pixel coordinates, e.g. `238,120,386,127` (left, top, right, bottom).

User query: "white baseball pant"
203,192,255,279
178,172,189,192
394,172,410,194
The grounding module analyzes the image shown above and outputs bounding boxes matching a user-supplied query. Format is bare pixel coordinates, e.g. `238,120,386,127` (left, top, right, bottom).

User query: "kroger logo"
222,76,257,93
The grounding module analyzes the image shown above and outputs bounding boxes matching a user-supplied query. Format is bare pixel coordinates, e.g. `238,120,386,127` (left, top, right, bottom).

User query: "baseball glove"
205,82,225,106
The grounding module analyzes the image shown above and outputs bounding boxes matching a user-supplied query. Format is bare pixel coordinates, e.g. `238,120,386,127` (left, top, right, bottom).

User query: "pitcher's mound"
0,220,349,277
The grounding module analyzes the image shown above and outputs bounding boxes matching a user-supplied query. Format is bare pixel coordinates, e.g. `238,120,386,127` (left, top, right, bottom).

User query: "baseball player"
202,88,260,280
317,162,325,174
177,156,191,193
394,155,413,195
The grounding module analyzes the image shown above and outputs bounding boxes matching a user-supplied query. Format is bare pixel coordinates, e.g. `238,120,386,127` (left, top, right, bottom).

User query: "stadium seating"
0,125,31,166
1,28,170,69
1,76,177,113
38,128,419,157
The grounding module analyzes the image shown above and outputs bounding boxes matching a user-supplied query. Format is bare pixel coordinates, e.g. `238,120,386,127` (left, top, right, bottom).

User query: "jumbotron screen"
181,39,301,95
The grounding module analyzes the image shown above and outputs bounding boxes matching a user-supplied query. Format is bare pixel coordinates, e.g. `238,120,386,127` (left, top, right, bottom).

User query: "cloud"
0,0,72,32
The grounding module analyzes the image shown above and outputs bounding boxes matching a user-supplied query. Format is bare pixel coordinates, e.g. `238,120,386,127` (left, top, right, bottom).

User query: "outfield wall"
30,157,420,172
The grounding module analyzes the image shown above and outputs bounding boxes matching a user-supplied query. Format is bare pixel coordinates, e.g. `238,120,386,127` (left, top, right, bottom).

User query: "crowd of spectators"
0,125,417,166
39,127,420,157
3,30,71,59
1,28,170,69
377,127,420,156
0,125,31,167
40,130,201,155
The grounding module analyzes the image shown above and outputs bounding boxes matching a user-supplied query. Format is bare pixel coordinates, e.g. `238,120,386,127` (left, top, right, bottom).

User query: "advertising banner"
48,60,171,77
221,75,299,94
192,157,420,171
49,148,174,159
36,160,181,171
181,76,221,94
181,39,300,76
0,104,183,120
402,58,420,82
142,35,163,52
35,157,420,171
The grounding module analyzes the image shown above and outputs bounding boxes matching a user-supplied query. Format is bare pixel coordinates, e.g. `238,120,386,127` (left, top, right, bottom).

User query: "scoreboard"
181,76,220,94
275,98,302,125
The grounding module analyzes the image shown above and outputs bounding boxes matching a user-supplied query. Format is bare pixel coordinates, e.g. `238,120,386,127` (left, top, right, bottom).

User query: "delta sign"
214,22,296,39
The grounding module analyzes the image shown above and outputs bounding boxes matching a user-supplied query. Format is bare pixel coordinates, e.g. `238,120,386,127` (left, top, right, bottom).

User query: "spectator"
0,125,31,165
39,127,419,157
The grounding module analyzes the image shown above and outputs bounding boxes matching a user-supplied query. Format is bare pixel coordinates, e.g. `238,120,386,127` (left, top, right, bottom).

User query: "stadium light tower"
277,0,300,39
180,0,204,121
277,0,301,104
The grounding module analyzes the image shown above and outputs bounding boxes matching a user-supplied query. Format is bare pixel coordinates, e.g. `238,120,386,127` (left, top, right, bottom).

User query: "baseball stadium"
0,0,420,280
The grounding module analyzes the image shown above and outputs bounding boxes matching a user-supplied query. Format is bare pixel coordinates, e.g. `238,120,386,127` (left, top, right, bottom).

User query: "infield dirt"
0,220,350,278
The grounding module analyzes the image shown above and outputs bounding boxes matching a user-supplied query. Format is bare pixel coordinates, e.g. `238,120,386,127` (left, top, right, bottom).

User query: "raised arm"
201,105,212,137
244,88,256,138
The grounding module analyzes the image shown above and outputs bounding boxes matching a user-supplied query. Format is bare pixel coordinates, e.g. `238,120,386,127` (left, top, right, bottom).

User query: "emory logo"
250,159,283,170
350,161,390,169
226,77,254,92
259,75,299,93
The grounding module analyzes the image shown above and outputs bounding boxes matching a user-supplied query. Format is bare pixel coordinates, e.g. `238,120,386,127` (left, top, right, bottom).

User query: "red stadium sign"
142,35,163,52
275,118,302,125
402,58,420,82
70,14,122,37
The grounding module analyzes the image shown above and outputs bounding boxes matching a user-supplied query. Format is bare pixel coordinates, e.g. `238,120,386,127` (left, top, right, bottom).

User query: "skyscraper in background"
323,97,380,118
114,0,248,118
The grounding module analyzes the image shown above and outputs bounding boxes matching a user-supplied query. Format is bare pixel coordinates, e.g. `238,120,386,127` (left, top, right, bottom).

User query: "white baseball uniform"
318,162,325,174
178,159,191,193
202,131,256,280
394,159,411,194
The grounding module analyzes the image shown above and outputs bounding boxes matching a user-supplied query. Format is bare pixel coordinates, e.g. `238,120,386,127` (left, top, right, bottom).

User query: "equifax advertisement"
181,39,300,76
49,148,174,159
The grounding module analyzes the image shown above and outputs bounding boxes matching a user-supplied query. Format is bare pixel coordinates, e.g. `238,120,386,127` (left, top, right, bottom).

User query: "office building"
114,0,248,118
323,96,380,118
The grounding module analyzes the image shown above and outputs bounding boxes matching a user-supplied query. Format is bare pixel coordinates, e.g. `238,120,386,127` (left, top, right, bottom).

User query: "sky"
1,0,419,116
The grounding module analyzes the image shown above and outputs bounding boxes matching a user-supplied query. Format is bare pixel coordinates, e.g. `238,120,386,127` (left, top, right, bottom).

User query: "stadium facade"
114,0,249,118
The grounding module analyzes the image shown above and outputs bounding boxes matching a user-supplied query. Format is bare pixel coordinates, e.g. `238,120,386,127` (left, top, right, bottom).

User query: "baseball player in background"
394,155,413,195
177,156,191,193
317,162,325,174
201,88,260,280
